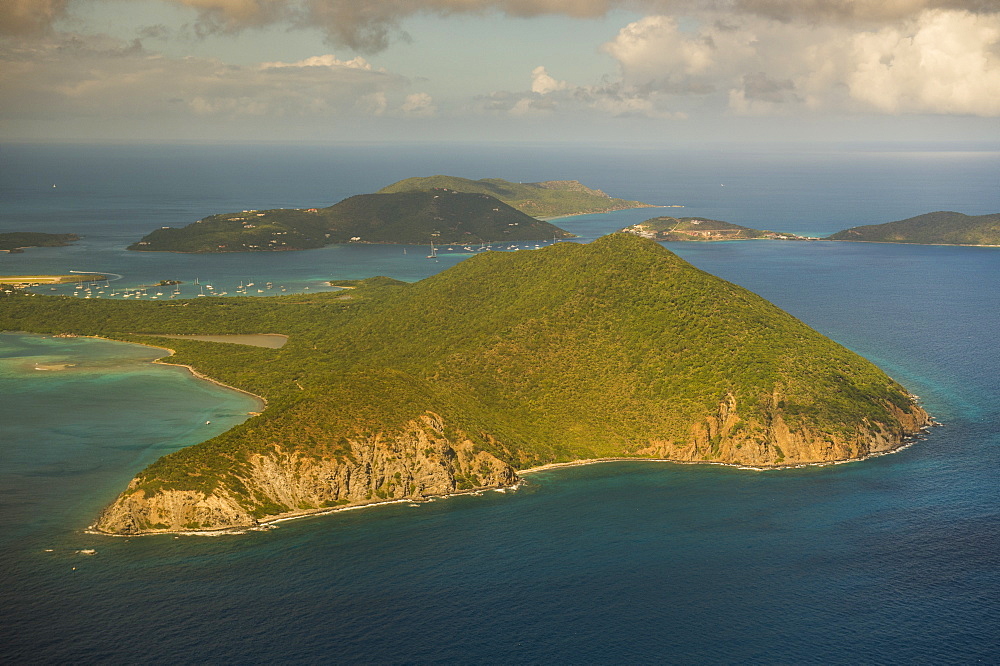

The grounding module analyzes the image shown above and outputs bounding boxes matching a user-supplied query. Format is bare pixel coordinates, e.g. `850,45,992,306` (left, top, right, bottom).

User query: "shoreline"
86,422,935,538
79,334,269,410
823,239,1000,248
42,332,932,539
85,481,525,538
151,350,268,410
517,432,931,476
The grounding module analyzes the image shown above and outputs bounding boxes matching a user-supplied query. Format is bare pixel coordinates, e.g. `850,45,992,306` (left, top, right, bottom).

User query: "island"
0,232,79,253
129,190,574,252
378,176,658,218
0,233,930,535
826,211,1000,245
622,217,807,241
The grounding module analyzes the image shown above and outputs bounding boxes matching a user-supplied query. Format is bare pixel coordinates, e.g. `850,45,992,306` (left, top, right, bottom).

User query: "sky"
1,0,999,144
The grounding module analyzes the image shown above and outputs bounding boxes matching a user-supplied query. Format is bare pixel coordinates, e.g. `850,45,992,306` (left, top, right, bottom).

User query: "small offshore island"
826,211,1000,245
622,217,809,242
129,177,655,253
0,233,930,535
0,232,80,253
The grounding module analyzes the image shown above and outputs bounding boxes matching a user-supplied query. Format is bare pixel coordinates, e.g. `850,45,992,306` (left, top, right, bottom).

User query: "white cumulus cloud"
847,10,1000,115
530,66,568,94
0,35,414,128
598,9,1000,117
260,54,378,70
400,91,436,116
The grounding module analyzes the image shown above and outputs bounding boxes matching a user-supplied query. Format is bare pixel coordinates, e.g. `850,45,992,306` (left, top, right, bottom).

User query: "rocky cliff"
636,393,931,466
94,413,518,535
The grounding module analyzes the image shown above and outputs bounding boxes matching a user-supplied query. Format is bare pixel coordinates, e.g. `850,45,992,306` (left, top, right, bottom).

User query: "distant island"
0,232,79,253
0,233,929,535
622,217,807,242
378,176,658,218
127,176,656,253
827,211,1000,245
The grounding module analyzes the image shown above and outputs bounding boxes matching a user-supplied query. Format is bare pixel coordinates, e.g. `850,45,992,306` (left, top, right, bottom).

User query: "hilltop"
622,217,805,242
0,234,929,534
827,211,1000,245
378,176,656,218
129,191,573,252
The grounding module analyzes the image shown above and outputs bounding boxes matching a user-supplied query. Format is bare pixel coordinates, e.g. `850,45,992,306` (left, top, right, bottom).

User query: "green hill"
623,217,804,241
0,232,79,252
378,176,656,218
827,211,1000,245
129,191,573,252
0,233,929,534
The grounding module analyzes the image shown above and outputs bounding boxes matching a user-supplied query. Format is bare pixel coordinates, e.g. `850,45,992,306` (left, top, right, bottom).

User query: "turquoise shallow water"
1,143,998,663
0,334,262,543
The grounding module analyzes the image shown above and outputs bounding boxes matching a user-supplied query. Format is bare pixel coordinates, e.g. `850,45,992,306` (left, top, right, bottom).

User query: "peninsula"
826,211,1000,245
0,232,79,253
378,176,657,218
0,234,929,535
622,217,806,242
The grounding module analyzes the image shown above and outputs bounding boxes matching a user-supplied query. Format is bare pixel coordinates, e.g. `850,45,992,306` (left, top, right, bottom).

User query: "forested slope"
0,234,929,533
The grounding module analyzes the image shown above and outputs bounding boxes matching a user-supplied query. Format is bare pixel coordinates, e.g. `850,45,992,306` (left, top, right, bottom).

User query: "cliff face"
638,393,931,466
94,413,518,535
94,397,930,535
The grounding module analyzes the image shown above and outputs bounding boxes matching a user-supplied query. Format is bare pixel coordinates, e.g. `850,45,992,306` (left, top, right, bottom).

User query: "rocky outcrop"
93,394,931,535
94,413,518,535
638,393,931,466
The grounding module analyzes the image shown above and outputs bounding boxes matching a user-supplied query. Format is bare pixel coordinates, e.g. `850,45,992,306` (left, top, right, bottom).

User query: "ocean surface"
1,142,998,663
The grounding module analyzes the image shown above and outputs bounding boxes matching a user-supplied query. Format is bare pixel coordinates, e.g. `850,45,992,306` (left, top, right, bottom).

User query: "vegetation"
827,211,1000,245
129,191,573,253
0,232,79,252
378,176,655,218
623,217,805,241
0,233,923,509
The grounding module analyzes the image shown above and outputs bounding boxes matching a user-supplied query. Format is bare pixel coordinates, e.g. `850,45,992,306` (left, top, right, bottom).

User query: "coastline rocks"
637,393,931,466
94,412,518,535
95,483,256,534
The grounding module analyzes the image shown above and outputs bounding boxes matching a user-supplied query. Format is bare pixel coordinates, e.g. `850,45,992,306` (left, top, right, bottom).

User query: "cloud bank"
0,35,427,127
5,1,999,46
2,0,997,141
599,9,1000,116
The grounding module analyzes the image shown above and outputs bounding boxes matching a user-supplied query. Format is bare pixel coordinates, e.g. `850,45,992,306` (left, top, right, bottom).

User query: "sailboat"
427,241,437,259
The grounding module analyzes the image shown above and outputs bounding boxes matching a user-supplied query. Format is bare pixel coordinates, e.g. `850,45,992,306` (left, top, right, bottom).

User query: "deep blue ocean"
1,142,998,663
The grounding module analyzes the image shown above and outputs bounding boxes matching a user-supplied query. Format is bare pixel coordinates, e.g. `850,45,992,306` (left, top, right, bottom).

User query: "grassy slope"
827,211,1000,244
378,176,653,218
0,234,918,501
